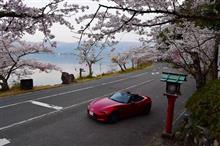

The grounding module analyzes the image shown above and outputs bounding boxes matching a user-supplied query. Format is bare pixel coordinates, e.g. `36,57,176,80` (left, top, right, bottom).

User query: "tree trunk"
211,35,220,80
191,52,206,89
0,80,9,91
88,64,93,77
123,63,127,70
131,59,135,69
118,64,125,71
194,74,206,90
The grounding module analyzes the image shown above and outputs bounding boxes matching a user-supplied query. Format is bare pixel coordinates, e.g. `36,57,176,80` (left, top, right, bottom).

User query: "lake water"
9,42,140,86
20,63,116,86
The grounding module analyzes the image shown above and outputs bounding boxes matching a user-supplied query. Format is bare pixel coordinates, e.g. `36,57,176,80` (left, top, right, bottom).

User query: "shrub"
186,80,220,139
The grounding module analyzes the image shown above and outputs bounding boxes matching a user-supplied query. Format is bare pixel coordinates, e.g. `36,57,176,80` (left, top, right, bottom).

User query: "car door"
129,95,145,114
118,96,137,118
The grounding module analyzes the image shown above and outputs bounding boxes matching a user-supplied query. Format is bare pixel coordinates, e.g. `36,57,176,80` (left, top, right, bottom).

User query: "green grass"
77,62,152,82
0,84,61,99
186,79,220,139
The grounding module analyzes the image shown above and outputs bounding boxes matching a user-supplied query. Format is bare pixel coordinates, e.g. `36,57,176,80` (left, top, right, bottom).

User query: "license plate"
89,111,94,116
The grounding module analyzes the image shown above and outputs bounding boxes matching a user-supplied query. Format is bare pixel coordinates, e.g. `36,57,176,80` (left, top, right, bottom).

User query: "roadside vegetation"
186,80,220,138
0,62,152,98
172,80,220,146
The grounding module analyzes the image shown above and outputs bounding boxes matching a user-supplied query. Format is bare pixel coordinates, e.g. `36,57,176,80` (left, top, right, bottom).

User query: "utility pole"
79,68,85,78
218,44,220,79
99,63,102,74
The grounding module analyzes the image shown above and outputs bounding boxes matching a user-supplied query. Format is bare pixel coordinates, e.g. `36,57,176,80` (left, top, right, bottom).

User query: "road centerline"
30,100,63,110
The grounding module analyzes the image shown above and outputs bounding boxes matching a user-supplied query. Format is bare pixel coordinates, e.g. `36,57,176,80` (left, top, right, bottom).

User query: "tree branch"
106,11,137,34
98,4,220,22
0,11,44,19
131,19,176,27
78,5,102,48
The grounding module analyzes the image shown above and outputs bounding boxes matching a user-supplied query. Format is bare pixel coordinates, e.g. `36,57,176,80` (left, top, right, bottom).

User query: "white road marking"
30,101,63,110
120,79,154,91
0,79,154,131
151,72,160,75
101,78,127,85
0,72,150,109
0,138,10,146
131,72,149,78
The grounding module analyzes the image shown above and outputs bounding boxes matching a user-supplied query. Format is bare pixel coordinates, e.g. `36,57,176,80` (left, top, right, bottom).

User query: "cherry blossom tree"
0,0,88,38
111,46,157,71
153,22,217,89
75,34,116,77
0,0,89,91
111,52,129,71
126,47,156,68
0,34,58,91
77,0,219,88
76,0,219,37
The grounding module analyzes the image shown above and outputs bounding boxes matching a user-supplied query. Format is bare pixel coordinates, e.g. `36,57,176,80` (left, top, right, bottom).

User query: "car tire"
108,113,119,123
144,104,151,115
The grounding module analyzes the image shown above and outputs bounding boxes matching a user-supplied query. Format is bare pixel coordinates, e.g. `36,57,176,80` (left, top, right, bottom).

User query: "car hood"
89,97,121,112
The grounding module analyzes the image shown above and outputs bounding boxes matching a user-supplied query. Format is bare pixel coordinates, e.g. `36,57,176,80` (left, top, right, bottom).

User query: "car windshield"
109,92,131,103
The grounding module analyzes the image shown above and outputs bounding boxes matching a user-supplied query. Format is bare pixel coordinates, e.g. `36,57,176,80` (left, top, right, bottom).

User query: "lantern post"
160,72,187,138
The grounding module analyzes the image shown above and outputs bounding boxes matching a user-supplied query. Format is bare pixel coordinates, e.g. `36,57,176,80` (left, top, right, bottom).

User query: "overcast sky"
22,0,141,43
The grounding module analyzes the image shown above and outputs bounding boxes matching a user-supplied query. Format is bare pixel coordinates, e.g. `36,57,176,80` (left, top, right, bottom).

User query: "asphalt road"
0,63,196,146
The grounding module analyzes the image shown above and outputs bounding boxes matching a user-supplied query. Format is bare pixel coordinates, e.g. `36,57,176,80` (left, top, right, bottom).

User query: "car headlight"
99,111,108,115
88,103,92,109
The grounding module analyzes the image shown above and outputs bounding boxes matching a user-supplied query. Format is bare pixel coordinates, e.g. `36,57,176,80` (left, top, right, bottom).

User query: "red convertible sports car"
87,91,152,123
